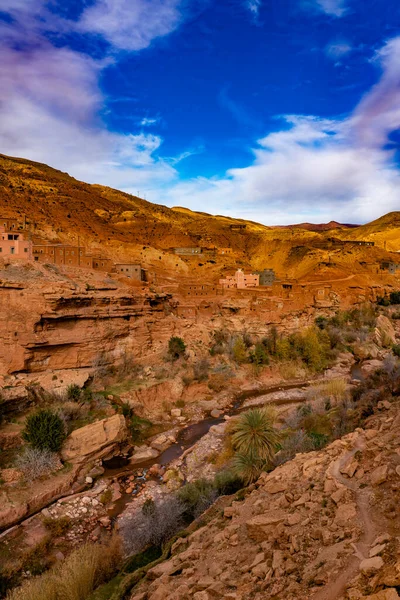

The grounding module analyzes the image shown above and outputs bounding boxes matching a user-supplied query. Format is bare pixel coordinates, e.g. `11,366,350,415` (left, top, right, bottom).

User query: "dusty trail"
312,438,378,600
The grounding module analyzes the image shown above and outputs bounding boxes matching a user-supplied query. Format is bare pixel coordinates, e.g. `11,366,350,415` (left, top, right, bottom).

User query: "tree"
250,342,269,366
22,409,66,452
229,407,280,462
168,336,186,360
232,336,247,364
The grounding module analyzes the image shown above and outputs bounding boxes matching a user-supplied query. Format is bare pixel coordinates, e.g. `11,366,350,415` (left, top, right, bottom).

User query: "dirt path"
311,438,378,600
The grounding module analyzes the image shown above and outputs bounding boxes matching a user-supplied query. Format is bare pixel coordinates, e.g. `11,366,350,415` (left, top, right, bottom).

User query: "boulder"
360,556,384,575
371,465,388,486
210,408,223,418
129,446,159,464
334,503,357,526
61,414,128,462
375,315,396,346
246,510,286,541
264,480,287,494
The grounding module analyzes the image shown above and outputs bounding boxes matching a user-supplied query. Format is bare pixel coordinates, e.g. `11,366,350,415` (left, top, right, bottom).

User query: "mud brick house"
33,242,113,271
218,247,233,255
172,247,202,255
0,227,31,259
179,282,224,297
115,263,146,281
255,268,276,286
380,261,400,274
91,257,113,272
219,269,259,289
229,224,246,231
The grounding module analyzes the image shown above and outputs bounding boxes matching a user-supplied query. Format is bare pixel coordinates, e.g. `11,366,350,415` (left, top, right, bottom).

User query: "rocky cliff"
130,400,400,600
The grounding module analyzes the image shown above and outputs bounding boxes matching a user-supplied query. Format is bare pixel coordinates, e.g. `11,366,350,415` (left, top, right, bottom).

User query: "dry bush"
15,448,61,482
278,361,307,380
6,572,57,600
121,496,185,555
275,429,313,465
7,537,122,600
307,378,348,404
193,358,210,381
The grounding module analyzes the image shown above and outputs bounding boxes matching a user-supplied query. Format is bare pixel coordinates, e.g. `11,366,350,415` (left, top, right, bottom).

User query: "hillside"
339,212,400,251
0,153,399,283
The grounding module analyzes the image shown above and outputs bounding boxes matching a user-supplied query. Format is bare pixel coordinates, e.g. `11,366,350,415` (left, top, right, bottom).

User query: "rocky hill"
129,399,400,600
1,153,400,282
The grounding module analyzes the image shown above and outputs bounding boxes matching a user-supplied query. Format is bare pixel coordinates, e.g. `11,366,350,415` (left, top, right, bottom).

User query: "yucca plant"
232,452,266,485
229,407,280,463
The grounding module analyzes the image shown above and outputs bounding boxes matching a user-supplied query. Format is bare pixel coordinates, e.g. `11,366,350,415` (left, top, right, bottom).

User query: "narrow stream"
103,366,365,522
102,379,316,521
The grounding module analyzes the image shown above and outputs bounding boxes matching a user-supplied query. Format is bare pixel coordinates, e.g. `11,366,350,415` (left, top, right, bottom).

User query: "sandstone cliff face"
130,401,400,600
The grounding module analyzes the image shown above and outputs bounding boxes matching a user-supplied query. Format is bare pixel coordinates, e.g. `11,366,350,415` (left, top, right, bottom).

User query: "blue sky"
1,0,400,224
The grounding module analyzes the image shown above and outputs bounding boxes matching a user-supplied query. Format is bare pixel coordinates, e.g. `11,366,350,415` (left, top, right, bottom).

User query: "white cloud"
78,0,184,51
325,40,352,59
0,0,185,193
152,38,400,225
140,117,159,127
246,0,261,16
2,0,400,226
352,37,400,148
315,0,347,17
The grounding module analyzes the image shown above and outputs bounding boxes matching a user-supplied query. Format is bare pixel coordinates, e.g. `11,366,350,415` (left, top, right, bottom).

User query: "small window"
10,247,15,254
24,248,28,252
7,234,12,240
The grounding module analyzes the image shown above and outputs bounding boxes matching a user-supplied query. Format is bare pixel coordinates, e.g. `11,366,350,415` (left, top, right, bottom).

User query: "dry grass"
278,361,307,381
307,378,348,403
7,536,122,600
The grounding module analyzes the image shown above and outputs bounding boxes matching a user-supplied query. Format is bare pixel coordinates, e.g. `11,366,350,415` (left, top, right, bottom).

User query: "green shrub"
168,336,186,360
42,516,71,536
249,342,269,366
121,403,133,418
213,470,242,495
67,384,81,402
22,409,66,452
177,479,216,519
231,336,247,364
392,344,400,358
129,415,152,442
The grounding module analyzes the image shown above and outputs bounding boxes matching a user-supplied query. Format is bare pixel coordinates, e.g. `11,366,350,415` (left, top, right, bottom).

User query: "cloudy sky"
1,0,400,224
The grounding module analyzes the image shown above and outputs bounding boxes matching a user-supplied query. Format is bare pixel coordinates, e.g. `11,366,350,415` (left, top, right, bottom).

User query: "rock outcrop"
61,414,128,463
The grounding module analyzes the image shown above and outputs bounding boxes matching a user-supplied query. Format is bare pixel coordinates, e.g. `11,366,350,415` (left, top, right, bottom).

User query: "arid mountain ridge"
1,153,400,284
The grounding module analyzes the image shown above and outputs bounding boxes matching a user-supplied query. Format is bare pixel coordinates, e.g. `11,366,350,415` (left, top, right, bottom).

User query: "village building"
219,268,259,289
91,257,113,272
179,282,224,297
172,247,202,255
255,268,276,286
380,261,400,274
115,263,147,281
0,227,31,259
229,224,246,231
217,247,233,255
33,242,113,271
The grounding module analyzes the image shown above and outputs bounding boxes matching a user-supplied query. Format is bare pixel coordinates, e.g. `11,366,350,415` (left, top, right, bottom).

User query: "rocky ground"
129,398,400,600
